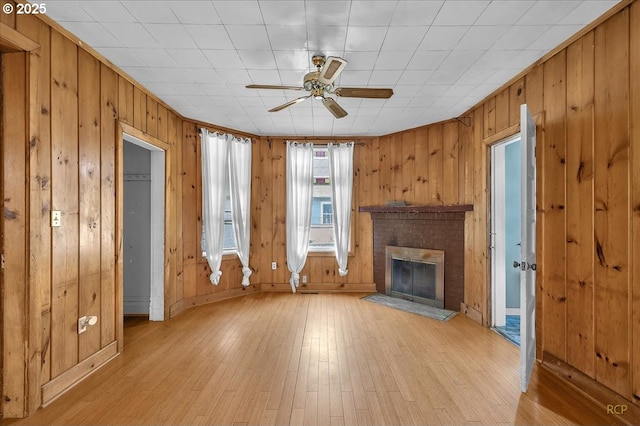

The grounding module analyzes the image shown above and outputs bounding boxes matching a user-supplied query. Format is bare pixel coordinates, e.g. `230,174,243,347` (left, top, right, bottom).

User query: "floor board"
2,292,623,425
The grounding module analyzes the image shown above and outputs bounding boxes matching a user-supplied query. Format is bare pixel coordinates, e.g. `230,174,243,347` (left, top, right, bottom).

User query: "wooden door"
519,104,537,392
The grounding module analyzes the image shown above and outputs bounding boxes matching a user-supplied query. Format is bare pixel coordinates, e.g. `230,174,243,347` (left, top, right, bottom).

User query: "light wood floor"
3,292,621,425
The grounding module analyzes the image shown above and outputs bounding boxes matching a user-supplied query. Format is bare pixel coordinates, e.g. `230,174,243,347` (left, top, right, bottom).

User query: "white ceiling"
42,0,619,137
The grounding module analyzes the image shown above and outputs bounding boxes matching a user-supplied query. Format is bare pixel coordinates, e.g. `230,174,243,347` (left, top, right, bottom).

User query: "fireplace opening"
385,246,444,308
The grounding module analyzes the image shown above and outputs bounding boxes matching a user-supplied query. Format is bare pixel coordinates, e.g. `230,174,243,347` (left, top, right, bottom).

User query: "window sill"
307,250,355,258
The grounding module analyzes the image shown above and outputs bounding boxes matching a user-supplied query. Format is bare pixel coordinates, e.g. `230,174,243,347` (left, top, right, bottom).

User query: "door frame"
119,123,169,322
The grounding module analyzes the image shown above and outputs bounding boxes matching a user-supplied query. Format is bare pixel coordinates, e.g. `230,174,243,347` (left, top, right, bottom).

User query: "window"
309,147,335,251
202,181,236,256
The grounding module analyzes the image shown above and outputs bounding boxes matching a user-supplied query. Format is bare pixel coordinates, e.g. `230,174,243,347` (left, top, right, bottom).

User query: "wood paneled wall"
458,2,640,405
1,10,183,416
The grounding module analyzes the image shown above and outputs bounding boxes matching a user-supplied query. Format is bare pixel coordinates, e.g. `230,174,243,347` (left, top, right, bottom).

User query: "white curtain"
286,141,314,292
200,129,230,285
328,142,354,276
229,137,252,286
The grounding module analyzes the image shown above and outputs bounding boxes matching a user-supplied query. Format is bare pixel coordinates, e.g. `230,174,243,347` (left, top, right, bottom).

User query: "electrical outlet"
302,275,308,284
271,262,277,270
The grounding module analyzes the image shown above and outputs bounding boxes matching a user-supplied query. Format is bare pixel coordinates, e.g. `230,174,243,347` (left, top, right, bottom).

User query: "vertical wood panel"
414,128,429,203
118,76,133,126
471,108,487,320
182,123,198,298
565,32,595,378
100,65,117,347
77,49,101,361
165,112,179,310
173,114,184,304
250,139,262,285
272,141,286,284
1,52,27,418
389,134,401,201
401,131,415,203
495,89,509,132
146,97,158,138
157,105,168,142
428,125,443,205
593,10,630,397
509,78,525,127
16,14,52,397
259,140,273,286
630,0,640,405
442,122,458,205
0,0,15,27
483,96,496,138
542,51,568,361
133,87,146,133
50,32,79,378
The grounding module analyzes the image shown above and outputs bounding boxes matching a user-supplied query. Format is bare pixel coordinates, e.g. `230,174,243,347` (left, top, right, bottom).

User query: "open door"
519,104,537,392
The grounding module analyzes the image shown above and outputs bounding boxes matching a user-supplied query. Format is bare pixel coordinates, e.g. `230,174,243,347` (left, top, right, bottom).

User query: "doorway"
491,135,522,345
123,134,165,321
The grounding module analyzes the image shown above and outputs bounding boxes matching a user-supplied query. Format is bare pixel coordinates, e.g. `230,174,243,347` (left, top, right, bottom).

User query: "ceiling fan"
246,55,394,119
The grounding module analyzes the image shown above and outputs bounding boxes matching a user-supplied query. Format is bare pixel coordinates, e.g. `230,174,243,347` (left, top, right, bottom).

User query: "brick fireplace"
360,205,472,312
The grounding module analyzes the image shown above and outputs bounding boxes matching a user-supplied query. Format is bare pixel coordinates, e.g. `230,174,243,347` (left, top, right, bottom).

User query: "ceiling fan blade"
318,56,348,85
334,87,394,99
268,95,311,112
322,97,348,119
246,84,304,91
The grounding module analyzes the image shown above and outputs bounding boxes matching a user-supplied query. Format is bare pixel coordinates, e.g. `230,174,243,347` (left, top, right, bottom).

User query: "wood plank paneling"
272,141,286,285
2,51,27,418
100,65,118,347
133,87,146,133
541,51,568,361
442,122,458,205
182,123,198,299
378,137,392,202
565,32,595,378
165,112,179,312
631,0,640,406
78,49,102,361
401,131,415,202
471,108,487,320
593,9,630,397
414,128,429,203
483,96,496,139
509,78,525,127
146,97,158,138
50,32,79,379
428,125,443,205
259,140,273,286
249,139,262,285
118,76,133,125
495,89,509,133
157,105,168,142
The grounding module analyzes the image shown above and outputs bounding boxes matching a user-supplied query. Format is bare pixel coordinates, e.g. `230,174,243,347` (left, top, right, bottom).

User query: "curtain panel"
328,142,354,276
286,141,314,292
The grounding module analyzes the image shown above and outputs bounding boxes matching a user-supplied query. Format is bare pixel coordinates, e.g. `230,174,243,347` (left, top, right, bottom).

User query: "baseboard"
183,284,260,308
261,283,376,293
460,302,483,325
41,342,118,407
541,351,640,425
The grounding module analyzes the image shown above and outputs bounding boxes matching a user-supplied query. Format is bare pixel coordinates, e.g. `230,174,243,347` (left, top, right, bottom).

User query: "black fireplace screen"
391,258,437,300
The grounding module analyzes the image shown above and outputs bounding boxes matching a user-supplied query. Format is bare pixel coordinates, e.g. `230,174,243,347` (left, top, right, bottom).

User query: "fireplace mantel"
360,204,473,214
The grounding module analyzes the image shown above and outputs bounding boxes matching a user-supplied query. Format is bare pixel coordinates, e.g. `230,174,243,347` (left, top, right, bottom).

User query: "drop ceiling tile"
559,1,618,24
528,25,583,50
95,47,146,67
203,50,245,69
226,25,271,50
123,1,179,23
368,70,403,86
304,1,349,30
349,1,397,26
171,83,208,96
406,51,448,70
458,67,502,85
170,1,222,25
185,25,234,50
342,52,378,70
375,51,416,70
105,23,160,48
473,50,519,70
444,84,480,97
504,49,546,69
381,27,428,51
278,70,308,86
202,84,233,96
418,84,449,97
182,68,222,84
475,1,535,25
345,27,387,51
144,24,198,49
306,26,348,52
419,26,468,51
61,22,123,48
492,25,550,50
80,2,136,23
428,68,465,84
432,1,490,26
130,48,178,68
337,70,372,86
259,1,306,25
274,50,310,70
390,85,423,96
454,26,510,51
247,69,281,85
400,70,435,85
238,50,278,70
438,50,483,70
166,49,211,68
45,2,94,22
213,0,263,24
391,1,444,26
266,26,308,50
516,1,579,25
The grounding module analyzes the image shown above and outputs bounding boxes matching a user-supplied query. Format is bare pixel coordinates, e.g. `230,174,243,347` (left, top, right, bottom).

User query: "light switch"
51,210,61,227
